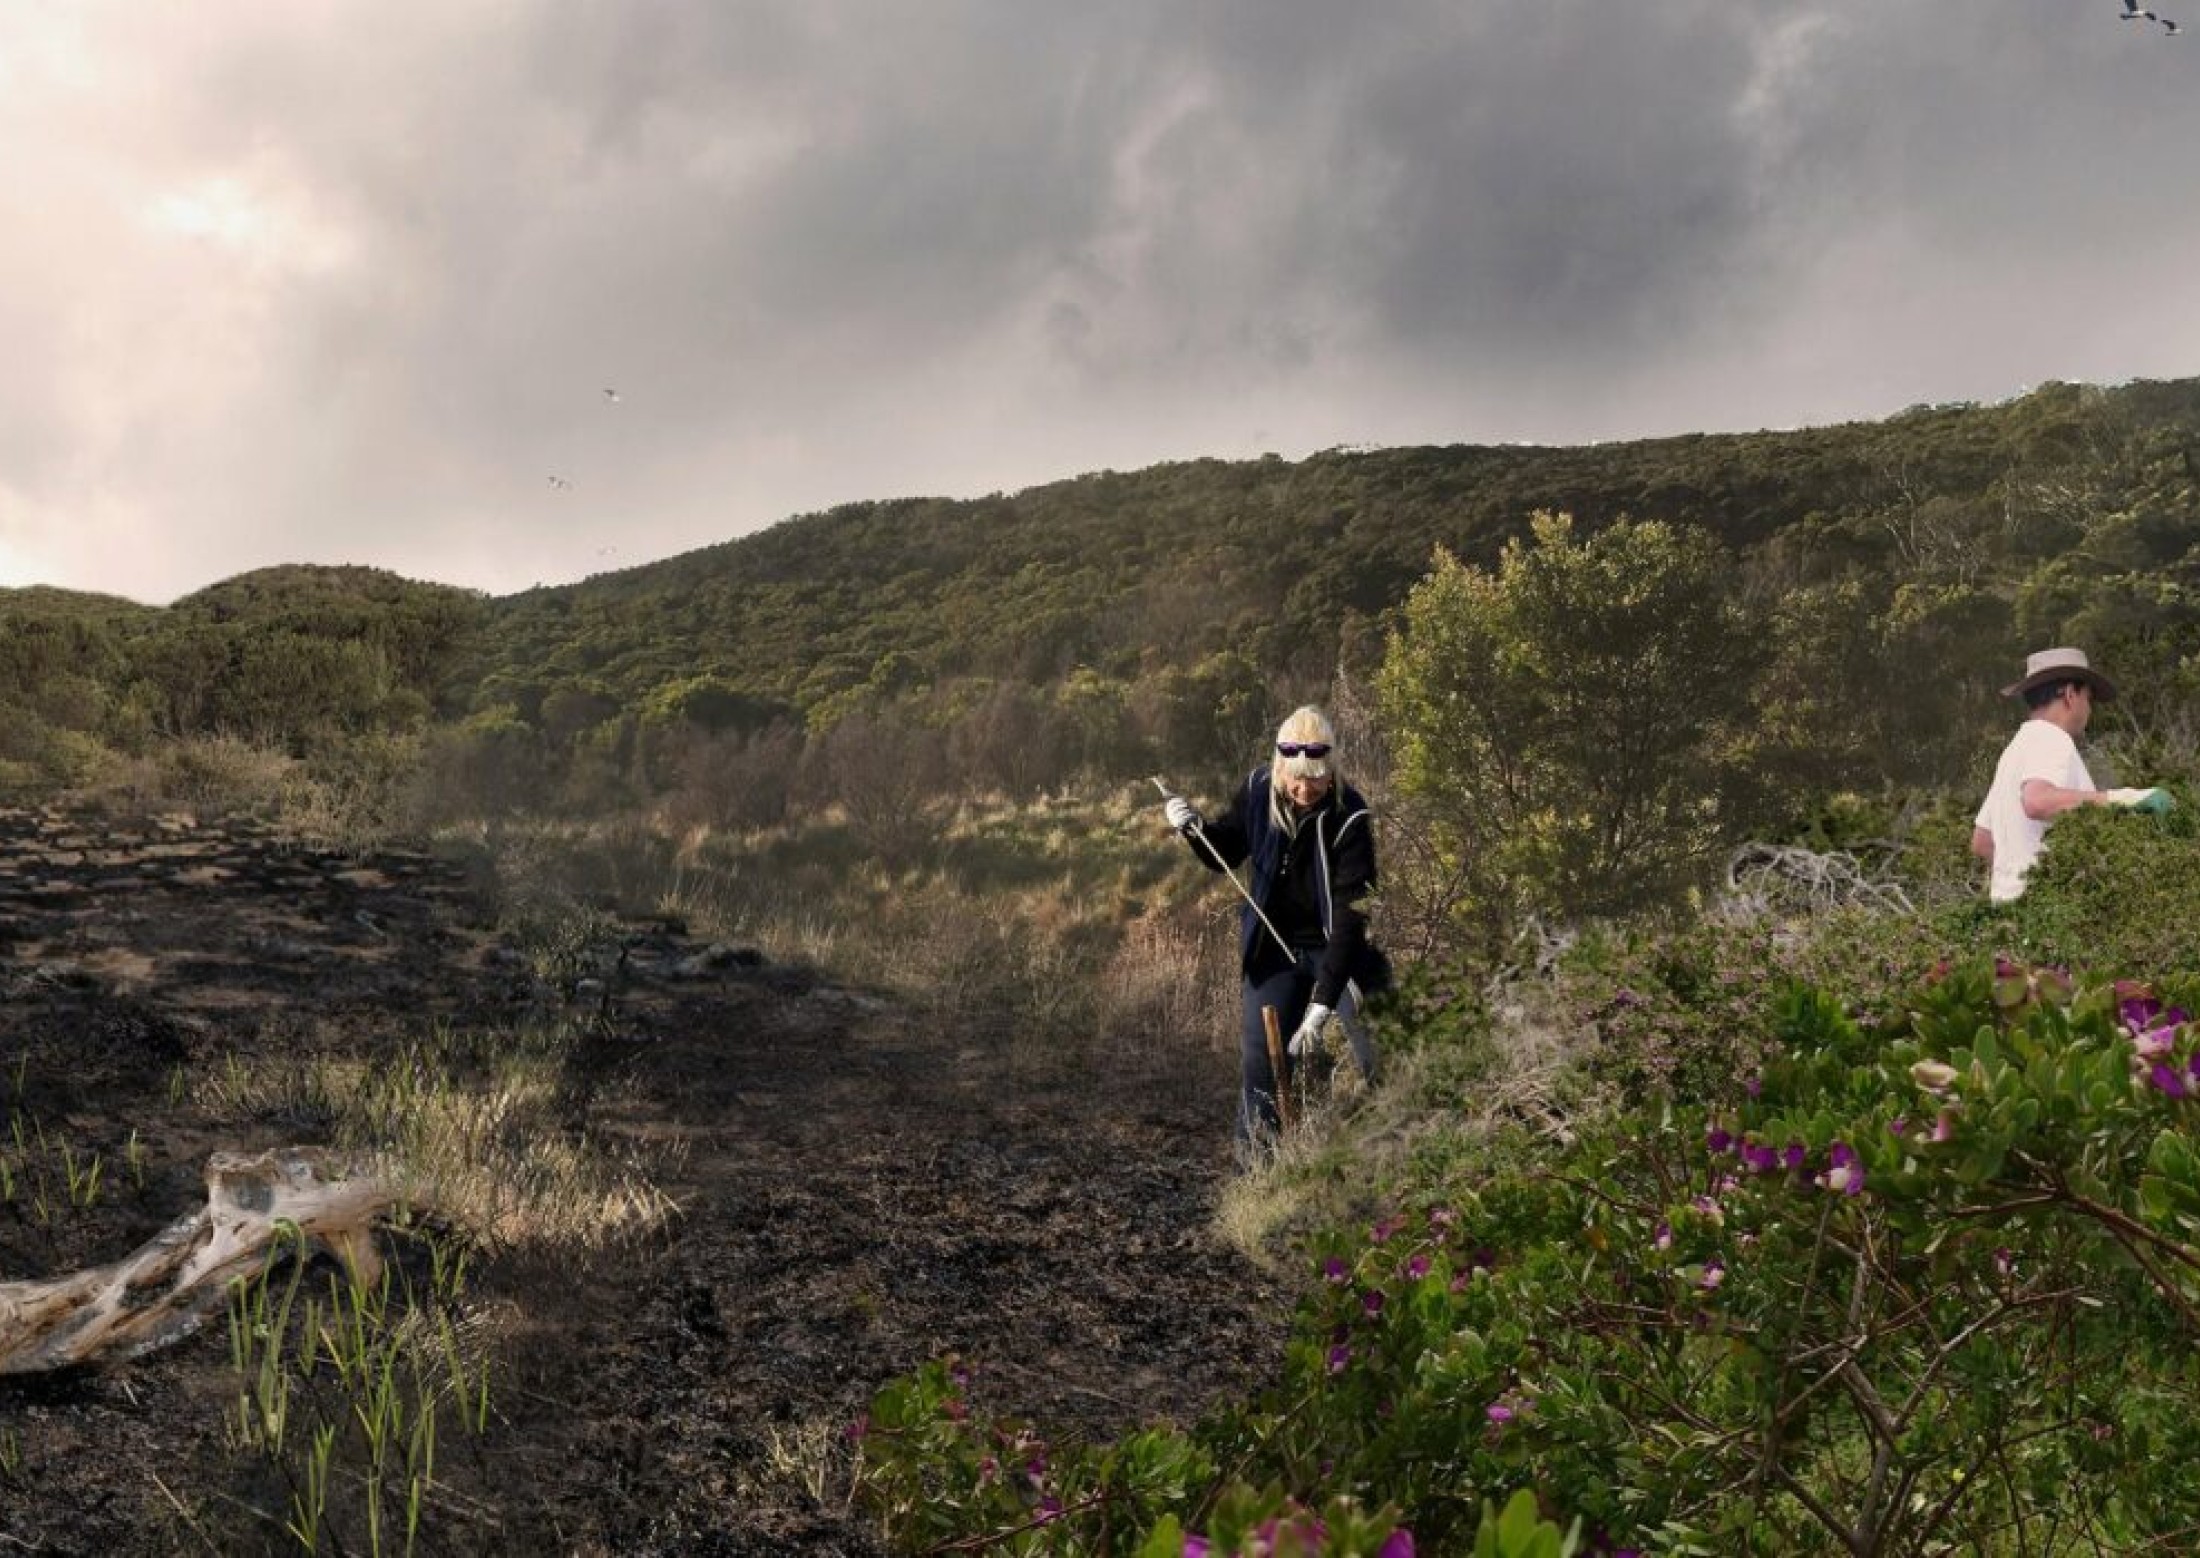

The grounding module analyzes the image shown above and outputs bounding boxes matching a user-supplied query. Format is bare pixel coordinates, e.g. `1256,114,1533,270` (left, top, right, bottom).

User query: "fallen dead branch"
0,1147,421,1375
1722,841,1915,919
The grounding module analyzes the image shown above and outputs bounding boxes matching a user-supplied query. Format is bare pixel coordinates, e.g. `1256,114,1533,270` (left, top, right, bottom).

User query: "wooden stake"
1262,1005,1294,1134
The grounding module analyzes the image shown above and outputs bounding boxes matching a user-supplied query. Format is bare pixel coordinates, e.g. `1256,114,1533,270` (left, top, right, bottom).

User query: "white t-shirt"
1974,719,2094,901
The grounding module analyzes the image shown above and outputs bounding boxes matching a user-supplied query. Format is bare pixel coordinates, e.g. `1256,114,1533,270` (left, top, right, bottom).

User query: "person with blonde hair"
1163,705,1385,1153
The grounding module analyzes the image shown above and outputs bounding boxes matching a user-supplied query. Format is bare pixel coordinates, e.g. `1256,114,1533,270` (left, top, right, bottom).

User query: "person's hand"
2107,786,2174,814
1164,796,1201,835
1288,1003,1332,1057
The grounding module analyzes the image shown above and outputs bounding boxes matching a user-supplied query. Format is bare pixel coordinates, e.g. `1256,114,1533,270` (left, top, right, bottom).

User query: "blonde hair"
1268,705,1338,833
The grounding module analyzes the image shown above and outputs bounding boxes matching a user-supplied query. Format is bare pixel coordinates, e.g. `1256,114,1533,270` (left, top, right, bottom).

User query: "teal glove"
2107,786,2174,815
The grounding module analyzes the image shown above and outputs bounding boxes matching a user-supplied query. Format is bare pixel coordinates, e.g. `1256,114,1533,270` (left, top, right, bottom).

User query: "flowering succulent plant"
859,957,2200,1556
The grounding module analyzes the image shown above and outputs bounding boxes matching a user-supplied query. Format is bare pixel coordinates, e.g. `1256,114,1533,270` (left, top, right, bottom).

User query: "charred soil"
0,808,1288,1555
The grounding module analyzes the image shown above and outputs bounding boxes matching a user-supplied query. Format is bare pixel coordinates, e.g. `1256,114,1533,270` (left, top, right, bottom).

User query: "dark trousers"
1237,952,1376,1149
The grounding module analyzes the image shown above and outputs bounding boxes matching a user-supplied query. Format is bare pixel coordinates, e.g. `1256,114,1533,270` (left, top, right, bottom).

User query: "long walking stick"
1150,777,1296,961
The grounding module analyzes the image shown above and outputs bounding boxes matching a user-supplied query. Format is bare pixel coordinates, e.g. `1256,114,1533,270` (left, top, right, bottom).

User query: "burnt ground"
0,808,1290,1555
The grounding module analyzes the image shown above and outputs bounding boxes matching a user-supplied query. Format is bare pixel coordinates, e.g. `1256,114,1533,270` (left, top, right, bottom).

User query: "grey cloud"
6,1,2200,601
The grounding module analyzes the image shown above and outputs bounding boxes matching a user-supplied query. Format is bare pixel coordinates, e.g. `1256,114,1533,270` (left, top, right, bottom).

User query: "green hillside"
1,376,2196,825
469,376,2200,723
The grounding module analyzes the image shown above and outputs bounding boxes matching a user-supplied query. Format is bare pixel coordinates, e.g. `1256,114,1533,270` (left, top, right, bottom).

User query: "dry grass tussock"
1213,977,1595,1269
195,1023,678,1252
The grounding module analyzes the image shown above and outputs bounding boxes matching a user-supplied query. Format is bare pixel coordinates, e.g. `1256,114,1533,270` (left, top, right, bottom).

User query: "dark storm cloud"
4,1,2198,600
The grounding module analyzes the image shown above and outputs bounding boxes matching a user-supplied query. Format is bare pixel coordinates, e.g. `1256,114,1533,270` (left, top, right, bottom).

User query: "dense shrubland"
6,376,2200,1552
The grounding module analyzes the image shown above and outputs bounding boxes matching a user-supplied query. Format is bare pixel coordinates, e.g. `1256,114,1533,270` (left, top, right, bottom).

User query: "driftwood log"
0,1147,416,1375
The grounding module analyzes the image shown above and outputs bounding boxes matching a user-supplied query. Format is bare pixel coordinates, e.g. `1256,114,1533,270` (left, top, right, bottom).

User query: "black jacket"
1191,770,1377,1007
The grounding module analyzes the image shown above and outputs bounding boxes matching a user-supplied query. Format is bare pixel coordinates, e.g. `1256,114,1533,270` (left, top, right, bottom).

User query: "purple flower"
1692,1194,1724,1225
1743,1075,1762,1099
1327,1344,1352,1374
1036,1497,1064,1524
1910,1059,1958,1093
1405,1253,1432,1280
1486,1402,1515,1425
1652,1220,1673,1251
1363,1289,1387,1317
1889,1117,1908,1136
1706,1126,1734,1153
1699,1258,1726,1291
1322,1255,1350,1284
1818,1142,1864,1196
1993,1247,2015,1278
1370,1215,1403,1244
1183,1538,1211,1558
1378,1532,1418,1558
2121,994,2166,1033
1428,1205,1457,1230
1741,1141,1778,1174
2148,1063,2190,1099
1783,1141,1808,1170
1931,1109,1957,1143
2133,1018,2182,1060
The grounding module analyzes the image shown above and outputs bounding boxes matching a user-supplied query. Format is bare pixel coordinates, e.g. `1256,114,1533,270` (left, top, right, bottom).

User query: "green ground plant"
224,1223,489,1556
855,954,2200,1555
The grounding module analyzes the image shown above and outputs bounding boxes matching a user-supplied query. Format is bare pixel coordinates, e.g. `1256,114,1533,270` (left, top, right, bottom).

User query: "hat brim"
2001,667,2118,702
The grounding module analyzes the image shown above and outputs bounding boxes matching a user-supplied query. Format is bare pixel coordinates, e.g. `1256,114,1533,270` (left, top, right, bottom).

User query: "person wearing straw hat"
1970,646,2171,902
1161,706,1386,1154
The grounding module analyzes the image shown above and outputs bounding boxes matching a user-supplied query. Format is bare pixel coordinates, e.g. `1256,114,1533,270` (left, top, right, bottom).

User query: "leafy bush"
857,955,2200,1555
1376,515,1759,954
1980,783,2200,973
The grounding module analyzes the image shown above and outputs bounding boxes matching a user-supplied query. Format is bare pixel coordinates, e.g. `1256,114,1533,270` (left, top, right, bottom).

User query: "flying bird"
603,388,621,403
2120,0,2182,29
547,474,574,490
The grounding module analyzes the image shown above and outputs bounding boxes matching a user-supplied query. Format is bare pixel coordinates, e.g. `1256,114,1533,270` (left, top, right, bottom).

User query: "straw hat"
2001,646,2118,702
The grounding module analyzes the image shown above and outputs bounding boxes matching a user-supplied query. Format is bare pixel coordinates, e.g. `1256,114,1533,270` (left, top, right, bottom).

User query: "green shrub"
1981,783,2200,973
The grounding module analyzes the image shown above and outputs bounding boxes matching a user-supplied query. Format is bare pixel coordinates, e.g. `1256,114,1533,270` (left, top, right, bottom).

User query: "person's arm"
1190,776,1255,871
1970,827,1994,864
1311,807,1376,1007
2020,778,2105,821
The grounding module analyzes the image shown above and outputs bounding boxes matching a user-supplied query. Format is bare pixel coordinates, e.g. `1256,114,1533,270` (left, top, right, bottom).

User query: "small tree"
1377,513,1758,954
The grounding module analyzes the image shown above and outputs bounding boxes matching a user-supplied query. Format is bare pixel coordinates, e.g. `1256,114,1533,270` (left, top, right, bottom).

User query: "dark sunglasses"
1276,741,1331,759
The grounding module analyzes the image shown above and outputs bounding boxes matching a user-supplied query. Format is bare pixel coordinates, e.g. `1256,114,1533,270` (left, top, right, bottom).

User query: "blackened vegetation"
0,809,1280,1554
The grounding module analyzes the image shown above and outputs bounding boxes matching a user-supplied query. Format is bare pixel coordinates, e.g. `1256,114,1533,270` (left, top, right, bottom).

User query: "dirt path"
0,809,1287,1554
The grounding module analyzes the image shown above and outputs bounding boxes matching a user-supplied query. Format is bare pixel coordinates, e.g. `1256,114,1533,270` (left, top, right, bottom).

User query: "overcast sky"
2,1,2194,604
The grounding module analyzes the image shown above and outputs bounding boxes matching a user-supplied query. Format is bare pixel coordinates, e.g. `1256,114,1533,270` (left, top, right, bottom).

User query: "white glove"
1288,1003,1333,1057
2106,786,2174,814
1164,796,1201,835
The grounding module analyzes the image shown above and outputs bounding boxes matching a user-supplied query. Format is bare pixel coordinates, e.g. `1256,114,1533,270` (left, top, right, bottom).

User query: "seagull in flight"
602,388,621,403
547,474,574,491
2121,0,2182,30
